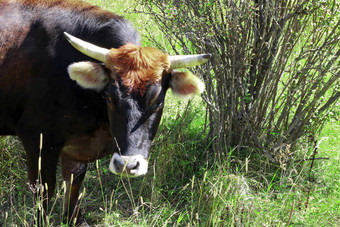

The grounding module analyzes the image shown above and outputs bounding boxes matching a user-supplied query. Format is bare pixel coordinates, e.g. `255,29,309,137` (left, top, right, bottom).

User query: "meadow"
0,0,339,226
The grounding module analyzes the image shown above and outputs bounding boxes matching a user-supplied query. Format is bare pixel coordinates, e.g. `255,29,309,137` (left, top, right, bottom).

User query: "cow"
0,0,210,225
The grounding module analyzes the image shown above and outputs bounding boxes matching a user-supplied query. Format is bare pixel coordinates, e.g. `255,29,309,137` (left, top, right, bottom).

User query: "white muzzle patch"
109,153,148,177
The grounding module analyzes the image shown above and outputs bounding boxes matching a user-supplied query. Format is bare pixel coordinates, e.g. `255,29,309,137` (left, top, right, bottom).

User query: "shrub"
139,0,339,162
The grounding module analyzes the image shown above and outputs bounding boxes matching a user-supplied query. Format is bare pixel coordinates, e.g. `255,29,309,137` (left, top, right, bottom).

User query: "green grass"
307,119,340,225
1,113,338,226
0,0,339,226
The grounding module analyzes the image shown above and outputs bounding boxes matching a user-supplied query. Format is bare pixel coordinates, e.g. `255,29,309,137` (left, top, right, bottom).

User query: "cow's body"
0,0,209,225
0,1,135,224
0,0,137,137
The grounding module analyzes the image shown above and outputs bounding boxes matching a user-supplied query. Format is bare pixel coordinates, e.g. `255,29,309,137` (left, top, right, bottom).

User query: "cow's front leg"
20,136,61,226
61,153,88,226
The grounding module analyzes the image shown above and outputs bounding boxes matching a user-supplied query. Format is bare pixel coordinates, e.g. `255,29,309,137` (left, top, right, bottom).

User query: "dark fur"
0,0,169,225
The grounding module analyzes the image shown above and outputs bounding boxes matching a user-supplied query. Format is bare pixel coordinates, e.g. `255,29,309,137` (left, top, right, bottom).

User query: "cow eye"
146,84,161,106
151,99,163,113
155,100,163,109
143,99,162,117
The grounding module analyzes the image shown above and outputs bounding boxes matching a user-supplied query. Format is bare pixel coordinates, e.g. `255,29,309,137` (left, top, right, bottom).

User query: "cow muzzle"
109,153,148,177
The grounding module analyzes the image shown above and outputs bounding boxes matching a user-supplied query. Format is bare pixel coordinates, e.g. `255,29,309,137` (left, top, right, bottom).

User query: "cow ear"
169,71,205,97
67,61,109,91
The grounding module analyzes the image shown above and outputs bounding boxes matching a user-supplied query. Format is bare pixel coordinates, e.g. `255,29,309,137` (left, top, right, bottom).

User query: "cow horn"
64,32,110,63
169,54,212,69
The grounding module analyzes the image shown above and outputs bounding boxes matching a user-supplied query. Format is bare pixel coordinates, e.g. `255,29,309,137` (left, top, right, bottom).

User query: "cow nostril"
113,159,125,172
113,158,139,173
113,159,119,171
110,154,148,176
132,161,140,170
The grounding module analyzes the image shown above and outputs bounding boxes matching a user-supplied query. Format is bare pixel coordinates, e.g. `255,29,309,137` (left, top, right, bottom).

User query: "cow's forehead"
105,44,170,93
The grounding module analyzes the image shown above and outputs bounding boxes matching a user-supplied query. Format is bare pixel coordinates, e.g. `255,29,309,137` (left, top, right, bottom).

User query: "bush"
139,0,339,162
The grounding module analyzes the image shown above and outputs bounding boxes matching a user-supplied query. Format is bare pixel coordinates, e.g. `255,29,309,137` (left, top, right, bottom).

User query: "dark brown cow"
0,0,210,225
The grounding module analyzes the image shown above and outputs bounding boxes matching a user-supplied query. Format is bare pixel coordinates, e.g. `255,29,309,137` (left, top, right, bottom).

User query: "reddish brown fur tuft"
105,44,170,93
170,71,205,96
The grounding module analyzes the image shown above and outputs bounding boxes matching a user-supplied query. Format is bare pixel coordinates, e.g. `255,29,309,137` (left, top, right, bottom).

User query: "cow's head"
64,32,210,177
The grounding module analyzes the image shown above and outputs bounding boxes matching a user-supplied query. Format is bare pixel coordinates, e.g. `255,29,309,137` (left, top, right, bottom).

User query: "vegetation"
0,0,339,226
139,0,339,155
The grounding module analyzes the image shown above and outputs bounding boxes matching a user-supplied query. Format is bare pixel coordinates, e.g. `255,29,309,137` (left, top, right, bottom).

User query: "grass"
307,119,340,225
1,112,338,226
1,0,339,226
